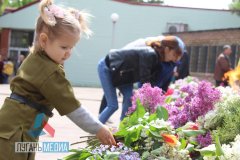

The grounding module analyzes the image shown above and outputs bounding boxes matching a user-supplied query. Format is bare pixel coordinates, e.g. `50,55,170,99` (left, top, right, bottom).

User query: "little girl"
0,0,115,159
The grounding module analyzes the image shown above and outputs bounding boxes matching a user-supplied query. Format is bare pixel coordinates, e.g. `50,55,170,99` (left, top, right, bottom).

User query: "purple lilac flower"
92,142,139,159
165,81,221,128
175,98,184,107
128,83,166,114
197,131,212,147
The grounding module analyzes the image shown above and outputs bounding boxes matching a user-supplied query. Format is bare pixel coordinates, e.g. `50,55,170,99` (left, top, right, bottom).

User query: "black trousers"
99,95,107,114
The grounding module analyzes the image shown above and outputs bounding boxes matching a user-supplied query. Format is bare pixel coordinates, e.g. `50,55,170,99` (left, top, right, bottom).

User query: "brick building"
169,28,240,82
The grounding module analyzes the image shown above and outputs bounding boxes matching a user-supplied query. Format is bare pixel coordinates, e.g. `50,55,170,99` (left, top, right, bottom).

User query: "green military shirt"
0,51,80,160
11,51,80,115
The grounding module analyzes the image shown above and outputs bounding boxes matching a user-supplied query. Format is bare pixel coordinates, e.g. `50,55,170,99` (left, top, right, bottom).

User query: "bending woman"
98,36,185,124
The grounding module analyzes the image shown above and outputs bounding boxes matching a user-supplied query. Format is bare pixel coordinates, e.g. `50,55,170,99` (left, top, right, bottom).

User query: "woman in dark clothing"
97,36,185,124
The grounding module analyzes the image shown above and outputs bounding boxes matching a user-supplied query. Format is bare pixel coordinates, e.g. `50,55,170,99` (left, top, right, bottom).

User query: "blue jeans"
98,59,133,124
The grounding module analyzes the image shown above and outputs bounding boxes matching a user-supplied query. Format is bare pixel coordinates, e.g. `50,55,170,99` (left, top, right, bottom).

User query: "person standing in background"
14,54,26,75
0,55,4,84
2,57,14,84
214,45,232,87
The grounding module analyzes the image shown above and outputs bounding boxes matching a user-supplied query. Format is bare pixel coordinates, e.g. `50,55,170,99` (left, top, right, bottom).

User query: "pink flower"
128,83,166,114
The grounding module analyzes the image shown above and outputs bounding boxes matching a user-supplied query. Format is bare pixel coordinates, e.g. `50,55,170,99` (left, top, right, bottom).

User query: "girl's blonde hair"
30,0,92,53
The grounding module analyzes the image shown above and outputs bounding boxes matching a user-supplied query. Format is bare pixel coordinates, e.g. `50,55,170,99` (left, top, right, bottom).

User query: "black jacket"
105,47,160,87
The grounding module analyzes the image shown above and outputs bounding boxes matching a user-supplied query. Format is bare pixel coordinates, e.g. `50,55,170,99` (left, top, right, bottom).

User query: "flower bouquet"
64,77,240,160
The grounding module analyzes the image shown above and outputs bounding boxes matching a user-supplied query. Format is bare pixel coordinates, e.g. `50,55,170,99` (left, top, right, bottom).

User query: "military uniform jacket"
0,51,80,152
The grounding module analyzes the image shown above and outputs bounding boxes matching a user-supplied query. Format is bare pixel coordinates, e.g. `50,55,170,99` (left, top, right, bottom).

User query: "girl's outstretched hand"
96,125,116,146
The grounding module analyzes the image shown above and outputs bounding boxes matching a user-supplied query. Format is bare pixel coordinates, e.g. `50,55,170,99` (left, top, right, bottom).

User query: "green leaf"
77,151,93,160
156,106,168,121
125,125,143,146
149,130,163,139
186,143,195,152
197,149,216,157
148,113,157,122
141,151,150,160
119,99,146,130
150,147,162,156
179,138,187,150
118,116,129,130
215,134,224,156
114,128,127,137
182,129,205,137
63,153,80,160
122,99,146,129
149,123,169,131
165,96,172,103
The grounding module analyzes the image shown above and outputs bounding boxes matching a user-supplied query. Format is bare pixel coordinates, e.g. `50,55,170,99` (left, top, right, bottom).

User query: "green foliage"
197,134,224,158
211,96,240,143
181,130,206,137
229,0,240,16
156,106,169,121
214,134,224,157
0,0,36,15
0,0,8,15
114,100,171,153
64,99,210,160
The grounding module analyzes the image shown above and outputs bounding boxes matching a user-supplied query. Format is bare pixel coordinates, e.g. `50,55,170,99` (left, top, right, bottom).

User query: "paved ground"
0,84,122,160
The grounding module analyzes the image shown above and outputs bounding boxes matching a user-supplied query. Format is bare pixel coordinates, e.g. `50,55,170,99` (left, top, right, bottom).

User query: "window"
8,30,34,75
10,30,34,48
188,45,240,73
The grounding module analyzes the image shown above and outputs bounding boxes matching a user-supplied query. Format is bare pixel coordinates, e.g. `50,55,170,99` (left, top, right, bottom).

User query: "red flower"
164,88,174,96
188,123,199,130
184,122,199,130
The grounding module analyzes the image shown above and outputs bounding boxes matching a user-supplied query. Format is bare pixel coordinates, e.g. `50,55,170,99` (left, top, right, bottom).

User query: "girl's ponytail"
39,0,56,26
69,9,93,38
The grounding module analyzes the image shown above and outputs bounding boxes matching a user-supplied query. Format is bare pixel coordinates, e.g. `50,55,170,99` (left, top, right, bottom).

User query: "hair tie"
43,4,65,26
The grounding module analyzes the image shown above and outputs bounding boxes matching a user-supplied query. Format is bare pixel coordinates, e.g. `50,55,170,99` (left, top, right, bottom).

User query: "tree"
0,0,8,15
229,0,240,16
0,0,36,15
